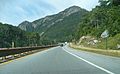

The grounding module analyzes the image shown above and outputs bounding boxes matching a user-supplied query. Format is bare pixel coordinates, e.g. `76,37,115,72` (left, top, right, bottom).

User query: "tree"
111,0,120,6
99,0,109,6
99,0,120,6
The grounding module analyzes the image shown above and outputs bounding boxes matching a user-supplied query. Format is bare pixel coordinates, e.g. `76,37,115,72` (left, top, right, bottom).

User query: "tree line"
0,23,54,48
74,0,120,49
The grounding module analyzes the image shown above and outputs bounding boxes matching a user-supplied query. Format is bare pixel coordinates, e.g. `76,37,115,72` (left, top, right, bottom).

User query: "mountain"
19,21,34,32
18,6,88,42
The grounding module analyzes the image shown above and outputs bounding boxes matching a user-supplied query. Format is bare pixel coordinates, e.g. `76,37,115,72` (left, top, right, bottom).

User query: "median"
70,43,120,57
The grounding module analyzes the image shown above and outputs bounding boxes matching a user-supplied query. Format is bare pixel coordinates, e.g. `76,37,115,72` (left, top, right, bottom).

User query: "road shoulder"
69,43,120,57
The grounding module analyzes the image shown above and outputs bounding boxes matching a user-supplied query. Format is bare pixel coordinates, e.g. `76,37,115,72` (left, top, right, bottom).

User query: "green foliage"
98,34,120,49
75,2,120,50
75,6,120,40
99,0,120,6
44,11,87,42
99,0,109,6
0,23,40,48
19,6,88,43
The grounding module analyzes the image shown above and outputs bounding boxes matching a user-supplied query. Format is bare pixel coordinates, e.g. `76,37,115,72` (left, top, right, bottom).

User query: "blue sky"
0,0,99,26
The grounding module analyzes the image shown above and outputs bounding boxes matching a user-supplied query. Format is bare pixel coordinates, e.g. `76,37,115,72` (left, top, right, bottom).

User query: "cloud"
0,0,57,25
0,0,99,26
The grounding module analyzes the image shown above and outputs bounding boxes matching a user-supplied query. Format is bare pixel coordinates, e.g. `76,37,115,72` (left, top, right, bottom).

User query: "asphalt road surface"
0,46,120,74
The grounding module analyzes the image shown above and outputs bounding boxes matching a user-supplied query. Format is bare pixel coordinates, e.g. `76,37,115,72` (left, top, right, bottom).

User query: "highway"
0,46,120,74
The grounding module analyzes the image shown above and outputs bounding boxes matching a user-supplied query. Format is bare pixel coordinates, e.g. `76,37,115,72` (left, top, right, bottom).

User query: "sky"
0,0,99,26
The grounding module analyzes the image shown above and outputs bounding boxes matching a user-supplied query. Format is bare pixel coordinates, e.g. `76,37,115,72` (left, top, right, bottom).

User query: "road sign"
101,30,109,38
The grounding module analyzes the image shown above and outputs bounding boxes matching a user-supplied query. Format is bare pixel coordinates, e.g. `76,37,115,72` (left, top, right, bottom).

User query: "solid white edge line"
62,47,115,74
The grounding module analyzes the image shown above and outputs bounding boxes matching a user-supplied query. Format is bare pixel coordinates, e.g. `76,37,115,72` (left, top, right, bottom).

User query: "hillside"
75,0,120,49
0,22,40,48
18,6,88,42
75,6,120,39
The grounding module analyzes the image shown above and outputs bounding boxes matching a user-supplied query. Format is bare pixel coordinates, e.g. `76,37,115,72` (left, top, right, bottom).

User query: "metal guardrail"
0,45,57,57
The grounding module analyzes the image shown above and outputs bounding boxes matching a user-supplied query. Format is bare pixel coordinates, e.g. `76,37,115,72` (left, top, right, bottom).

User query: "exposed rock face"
18,21,34,32
18,6,88,41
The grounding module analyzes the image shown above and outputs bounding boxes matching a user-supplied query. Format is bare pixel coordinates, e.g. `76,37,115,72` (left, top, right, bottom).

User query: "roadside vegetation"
70,43,120,57
74,0,120,50
0,23,54,48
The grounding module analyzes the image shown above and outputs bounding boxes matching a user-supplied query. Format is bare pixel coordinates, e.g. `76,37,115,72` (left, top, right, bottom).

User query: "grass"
70,43,120,57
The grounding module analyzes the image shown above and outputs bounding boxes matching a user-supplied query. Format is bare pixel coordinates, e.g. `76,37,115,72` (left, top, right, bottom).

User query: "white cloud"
0,0,99,26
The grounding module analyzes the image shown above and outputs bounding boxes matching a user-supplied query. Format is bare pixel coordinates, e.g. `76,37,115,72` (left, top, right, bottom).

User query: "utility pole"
105,37,107,49
101,30,109,50
96,19,99,40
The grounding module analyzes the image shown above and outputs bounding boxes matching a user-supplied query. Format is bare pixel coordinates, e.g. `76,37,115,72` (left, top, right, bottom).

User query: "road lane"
64,46,120,74
0,46,119,74
62,47,114,74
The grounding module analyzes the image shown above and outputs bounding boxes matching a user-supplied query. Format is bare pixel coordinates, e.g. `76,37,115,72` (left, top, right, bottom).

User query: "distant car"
58,43,65,47
60,44,64,47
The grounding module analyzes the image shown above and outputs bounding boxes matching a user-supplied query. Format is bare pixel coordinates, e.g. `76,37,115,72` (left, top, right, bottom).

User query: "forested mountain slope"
0,23,40,48
19,6,88,42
